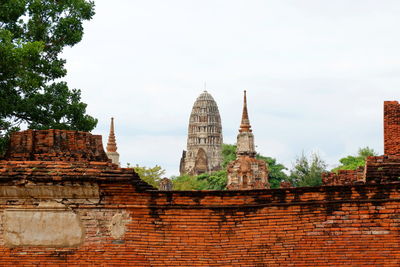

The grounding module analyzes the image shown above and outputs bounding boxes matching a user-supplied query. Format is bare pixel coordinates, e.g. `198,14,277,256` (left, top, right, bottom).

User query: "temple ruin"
180,91,223,175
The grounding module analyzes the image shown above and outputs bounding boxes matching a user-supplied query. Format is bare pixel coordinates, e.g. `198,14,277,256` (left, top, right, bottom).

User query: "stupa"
226,91,269,189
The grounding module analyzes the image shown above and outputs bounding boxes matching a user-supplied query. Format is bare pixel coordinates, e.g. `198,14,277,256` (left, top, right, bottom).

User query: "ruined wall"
365,155,400,184
4,129,108,162
1,130,400,266
322,167,365,186
0,184,400,266
322,156,400,186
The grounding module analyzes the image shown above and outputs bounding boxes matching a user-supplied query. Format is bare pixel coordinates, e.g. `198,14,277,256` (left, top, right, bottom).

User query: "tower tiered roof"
239,90,252,133
106,117,120,166
106,117,117,153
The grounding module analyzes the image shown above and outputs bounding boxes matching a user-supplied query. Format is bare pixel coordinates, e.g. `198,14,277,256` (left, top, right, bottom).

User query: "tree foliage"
196,170,227,190
289,152,327,187
221,144,236,168
171,174,207,190
132,164,166,188
171,172,227,191
0,0,97,155
332,147,378,172
256,154,288,188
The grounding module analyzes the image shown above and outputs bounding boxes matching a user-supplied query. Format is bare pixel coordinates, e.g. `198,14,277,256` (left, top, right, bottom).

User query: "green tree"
170,171,227,191
289,152,327,187
196,170,228,190
332,147,378,172
171,174,207,190
132,164,166,188
0,0,97,155
221,144,236,167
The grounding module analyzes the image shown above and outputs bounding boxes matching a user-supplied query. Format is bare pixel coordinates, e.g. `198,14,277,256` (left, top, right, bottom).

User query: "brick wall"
384,101,400,156
322,167,365,186
365,155,400,184
323,156,400,186
4,129,109,162
0,183,399,266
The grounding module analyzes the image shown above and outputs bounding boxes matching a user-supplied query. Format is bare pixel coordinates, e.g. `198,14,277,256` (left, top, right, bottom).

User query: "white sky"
62,0,400,176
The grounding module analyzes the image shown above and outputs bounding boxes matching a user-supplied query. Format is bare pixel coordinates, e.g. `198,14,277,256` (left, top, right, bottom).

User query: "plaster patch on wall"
3,210,84,247
0,184,99,199
37,201,66,208
109,211,130,239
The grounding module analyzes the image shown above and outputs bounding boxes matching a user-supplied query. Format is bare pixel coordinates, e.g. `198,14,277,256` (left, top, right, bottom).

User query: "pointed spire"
106,117,117,152
239,90,252,133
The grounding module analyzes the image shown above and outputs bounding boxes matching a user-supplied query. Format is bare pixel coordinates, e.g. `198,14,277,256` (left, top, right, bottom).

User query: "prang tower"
227,91,269,190
180,91,223,175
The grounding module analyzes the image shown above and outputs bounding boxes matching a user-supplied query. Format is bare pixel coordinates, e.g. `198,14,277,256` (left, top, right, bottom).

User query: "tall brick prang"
384,101,400,156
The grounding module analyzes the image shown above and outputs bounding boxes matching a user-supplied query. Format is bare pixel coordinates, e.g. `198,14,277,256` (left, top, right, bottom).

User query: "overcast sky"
63,0,400,176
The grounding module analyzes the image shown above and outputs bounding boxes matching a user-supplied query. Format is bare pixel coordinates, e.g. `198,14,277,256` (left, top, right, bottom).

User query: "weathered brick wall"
323,156,400,186
4,129,109,162
365,155,400,184
384,101,400,156
322,167,365,186
0,183,400,266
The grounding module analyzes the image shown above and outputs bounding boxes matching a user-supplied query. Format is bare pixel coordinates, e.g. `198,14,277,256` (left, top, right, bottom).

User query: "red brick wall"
322,167,365,186
365,155,400,184
384,101,400,156
4,129,109,162
1,183,400,266
322,155,400,186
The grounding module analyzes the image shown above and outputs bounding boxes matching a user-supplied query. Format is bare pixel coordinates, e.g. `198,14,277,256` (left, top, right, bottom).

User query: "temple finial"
106,117,117,152
239,90,252,132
